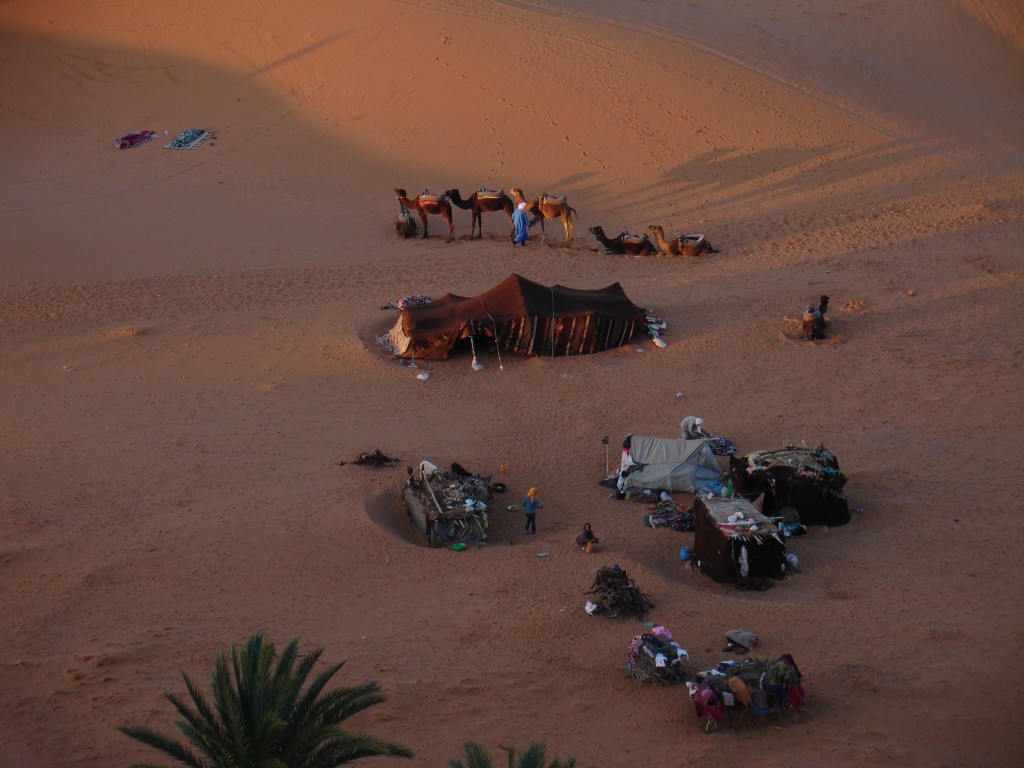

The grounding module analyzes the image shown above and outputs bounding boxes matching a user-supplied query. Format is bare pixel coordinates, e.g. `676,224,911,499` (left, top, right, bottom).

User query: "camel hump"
476,186,505,199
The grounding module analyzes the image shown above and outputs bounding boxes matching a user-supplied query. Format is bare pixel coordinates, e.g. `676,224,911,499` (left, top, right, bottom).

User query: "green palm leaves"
119,634,412,768
449,741,577,768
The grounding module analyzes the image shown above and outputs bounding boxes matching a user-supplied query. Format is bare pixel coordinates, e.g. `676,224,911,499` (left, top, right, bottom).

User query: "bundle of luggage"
688,654,805,731
625,626,689,685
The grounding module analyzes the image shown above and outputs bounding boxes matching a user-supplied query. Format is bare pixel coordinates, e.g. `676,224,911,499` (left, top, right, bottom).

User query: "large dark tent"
379,274,648,360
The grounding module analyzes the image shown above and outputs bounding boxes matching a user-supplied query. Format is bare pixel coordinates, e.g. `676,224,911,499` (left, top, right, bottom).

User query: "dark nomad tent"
728,446,850,527
692,496,787,586
378,274,647,360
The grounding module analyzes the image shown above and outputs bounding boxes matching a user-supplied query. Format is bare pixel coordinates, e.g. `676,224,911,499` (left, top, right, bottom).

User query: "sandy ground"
2,1,1023,766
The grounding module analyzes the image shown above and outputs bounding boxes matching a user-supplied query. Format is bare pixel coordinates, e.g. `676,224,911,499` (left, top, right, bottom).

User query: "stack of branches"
343,449,400,468
586,565,655,619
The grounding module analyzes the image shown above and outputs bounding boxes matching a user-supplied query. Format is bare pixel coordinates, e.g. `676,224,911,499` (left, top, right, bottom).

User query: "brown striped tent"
379,274,647,360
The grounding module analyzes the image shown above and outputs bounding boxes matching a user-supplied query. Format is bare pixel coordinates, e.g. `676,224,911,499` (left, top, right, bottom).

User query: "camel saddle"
680,233,706,244
476,186,505,200
540,193,566,205
419,192,446,204
620,233,648,245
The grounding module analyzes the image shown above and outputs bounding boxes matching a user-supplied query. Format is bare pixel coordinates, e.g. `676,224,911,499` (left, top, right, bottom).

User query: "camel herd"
394,187,575,244
394,186,715,257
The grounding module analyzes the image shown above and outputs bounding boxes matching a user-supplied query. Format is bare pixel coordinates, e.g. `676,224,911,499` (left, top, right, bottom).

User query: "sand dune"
1,1,1022,765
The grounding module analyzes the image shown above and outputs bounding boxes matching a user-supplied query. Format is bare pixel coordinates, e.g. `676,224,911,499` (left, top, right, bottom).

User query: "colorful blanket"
115,130,157,149
165,127,214,150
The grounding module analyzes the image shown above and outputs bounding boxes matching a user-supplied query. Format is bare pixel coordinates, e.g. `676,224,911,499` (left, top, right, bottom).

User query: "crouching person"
576,522,599,552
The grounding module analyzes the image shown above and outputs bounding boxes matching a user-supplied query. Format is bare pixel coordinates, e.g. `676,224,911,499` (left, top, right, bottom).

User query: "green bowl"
451,542,468,551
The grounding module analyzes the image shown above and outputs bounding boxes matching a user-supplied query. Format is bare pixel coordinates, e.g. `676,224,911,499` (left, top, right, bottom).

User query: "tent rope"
477,297,505,371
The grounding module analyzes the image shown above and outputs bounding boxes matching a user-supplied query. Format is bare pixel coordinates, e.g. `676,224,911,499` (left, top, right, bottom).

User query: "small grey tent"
618,435,724,494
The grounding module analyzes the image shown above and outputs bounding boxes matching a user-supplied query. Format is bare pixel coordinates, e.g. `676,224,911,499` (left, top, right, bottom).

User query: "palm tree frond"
448,740,492,768
118,725,207,768
120,635,409,767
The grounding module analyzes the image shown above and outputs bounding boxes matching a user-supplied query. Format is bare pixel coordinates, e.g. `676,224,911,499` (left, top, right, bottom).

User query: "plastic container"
679,546,693,562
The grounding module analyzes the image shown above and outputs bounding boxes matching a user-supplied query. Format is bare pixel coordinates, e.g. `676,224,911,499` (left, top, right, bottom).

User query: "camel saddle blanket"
476,186,505,200
419,193,446,204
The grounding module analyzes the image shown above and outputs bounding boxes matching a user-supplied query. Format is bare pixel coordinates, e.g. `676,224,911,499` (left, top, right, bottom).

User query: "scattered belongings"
688,654,805,732
643,497,696,531
165,126,214,150
115,130,157,149
611,434,724,497
625,626,689,685
729,445,850,527
342,448,400,468
584,565,655,619
378,274,649,360
645,313,668,348
402,460,492,548
706,435,737,456
692,496,787,588
802,295,830,340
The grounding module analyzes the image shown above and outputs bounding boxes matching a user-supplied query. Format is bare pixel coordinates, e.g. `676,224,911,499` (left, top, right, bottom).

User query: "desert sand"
2,1,1023,766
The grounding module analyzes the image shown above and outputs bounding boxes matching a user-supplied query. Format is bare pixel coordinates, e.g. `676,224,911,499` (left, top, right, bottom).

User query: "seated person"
576,522,599,550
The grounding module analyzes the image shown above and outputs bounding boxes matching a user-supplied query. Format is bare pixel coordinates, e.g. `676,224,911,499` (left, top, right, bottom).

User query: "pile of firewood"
341,448,400,468
586,565,655,619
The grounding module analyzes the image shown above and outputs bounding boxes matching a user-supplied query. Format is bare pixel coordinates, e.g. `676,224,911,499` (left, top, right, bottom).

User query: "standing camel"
445,187,515,240
509,188,577,243
394,188,454,243
647,225,718,257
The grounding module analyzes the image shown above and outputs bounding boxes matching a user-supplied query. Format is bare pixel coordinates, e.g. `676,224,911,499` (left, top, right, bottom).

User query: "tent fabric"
619,435,724,494
378,273,647,360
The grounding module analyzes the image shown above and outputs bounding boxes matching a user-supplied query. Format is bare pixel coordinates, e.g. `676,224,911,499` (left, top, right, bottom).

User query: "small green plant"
119,633,412,767
449,741,577,768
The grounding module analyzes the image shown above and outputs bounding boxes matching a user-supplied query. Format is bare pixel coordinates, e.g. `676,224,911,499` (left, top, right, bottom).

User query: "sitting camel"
395,205,418,238
589,225,658,257
394,188,454,243
445,187,515,240
802,295,830,340
510,187,577,243
647,225,718,257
